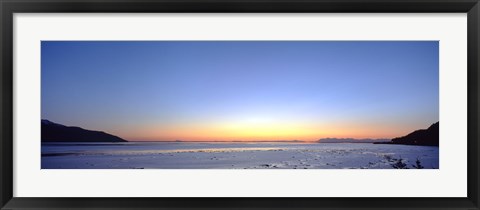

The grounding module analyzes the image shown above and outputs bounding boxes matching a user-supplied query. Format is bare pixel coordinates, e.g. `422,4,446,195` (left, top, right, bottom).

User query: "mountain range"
41,119,127,142
41,119,439,146
374,122,439,146
389,122,439,146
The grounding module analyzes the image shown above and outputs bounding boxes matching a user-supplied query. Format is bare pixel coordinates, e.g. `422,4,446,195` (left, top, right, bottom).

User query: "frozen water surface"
41,142,439,169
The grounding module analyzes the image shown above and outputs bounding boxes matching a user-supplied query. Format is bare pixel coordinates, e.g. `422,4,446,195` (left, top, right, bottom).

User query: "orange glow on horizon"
110,121,415,142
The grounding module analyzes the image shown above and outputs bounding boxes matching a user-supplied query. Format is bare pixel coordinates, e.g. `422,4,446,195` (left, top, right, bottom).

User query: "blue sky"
41,41,439,141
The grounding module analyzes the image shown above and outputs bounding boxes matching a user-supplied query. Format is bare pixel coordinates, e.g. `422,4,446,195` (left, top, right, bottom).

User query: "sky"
41,41,439,141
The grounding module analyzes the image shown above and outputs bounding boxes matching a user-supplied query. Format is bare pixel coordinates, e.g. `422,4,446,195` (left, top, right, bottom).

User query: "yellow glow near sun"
114,114,410,141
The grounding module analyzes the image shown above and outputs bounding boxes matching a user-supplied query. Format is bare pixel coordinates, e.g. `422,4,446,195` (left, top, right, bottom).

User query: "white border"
14,13,467,197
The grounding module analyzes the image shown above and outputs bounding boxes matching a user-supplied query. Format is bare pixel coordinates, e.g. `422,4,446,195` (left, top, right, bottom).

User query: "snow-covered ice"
41,142,439,169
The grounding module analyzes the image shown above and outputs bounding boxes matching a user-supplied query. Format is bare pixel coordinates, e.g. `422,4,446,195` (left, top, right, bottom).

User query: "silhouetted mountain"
41,119,127,142
317,138,389,143
377,122,439,146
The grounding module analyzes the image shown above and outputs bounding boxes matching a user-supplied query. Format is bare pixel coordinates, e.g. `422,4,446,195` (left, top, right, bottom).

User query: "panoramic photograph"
41,41,439,169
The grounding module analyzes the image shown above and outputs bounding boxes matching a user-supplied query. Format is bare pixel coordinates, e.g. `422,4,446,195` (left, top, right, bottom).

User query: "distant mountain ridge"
317,138,389,143
41,119,127,142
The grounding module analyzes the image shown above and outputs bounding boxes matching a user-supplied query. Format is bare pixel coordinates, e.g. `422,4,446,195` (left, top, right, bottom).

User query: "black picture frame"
1,0,479,209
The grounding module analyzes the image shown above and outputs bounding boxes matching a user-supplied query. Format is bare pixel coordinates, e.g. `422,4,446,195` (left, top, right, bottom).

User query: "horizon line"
124,139,392,142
